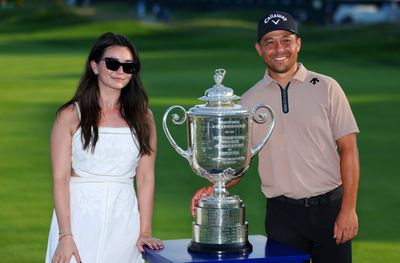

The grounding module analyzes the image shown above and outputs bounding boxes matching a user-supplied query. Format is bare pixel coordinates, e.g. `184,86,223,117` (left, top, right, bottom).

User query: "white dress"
45,103,144,263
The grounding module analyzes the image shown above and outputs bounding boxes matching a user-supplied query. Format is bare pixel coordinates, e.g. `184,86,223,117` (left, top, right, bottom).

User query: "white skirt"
45,177,144,263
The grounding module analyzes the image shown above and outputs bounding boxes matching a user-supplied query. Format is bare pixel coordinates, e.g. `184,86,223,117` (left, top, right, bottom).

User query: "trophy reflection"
162,69,275,254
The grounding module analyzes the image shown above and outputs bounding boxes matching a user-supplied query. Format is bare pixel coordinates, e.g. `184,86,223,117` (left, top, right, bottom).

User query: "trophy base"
187,240,252,254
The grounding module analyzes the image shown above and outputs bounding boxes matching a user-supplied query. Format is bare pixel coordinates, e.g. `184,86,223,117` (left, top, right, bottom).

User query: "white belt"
70,176,133,184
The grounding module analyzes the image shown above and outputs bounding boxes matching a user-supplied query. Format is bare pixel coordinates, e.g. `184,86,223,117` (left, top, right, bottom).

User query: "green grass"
1,5,400,262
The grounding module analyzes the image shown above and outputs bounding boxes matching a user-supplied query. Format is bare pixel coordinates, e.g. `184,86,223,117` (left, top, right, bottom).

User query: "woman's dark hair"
58,32,152,156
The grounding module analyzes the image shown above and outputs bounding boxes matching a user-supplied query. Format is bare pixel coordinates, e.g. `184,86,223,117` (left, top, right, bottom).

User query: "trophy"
162,69,275,254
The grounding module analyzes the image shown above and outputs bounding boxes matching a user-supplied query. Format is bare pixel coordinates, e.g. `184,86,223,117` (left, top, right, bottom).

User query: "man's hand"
190,185,214,217
334,208,358,244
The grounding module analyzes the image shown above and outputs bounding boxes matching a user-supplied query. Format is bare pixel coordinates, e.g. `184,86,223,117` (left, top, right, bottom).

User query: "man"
191,11,360,263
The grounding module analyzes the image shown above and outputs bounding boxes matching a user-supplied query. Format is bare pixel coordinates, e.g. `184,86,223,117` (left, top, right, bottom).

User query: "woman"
45,32,163,263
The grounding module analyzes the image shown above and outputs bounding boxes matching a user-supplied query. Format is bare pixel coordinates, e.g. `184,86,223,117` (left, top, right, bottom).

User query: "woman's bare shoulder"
147,108,154,119
54,104,80,131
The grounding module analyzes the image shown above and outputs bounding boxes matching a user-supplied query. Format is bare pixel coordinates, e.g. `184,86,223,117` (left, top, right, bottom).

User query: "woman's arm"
135,110,163,252
50,105,81,263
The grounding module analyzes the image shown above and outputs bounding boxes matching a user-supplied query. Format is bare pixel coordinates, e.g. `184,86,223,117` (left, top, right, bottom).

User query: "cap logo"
264,13,288,25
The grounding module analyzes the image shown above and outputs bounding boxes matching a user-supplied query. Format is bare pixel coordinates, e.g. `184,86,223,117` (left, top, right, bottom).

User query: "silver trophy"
162,69,275,254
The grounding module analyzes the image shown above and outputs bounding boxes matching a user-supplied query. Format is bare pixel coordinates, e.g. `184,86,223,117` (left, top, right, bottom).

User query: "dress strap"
74,102,81,121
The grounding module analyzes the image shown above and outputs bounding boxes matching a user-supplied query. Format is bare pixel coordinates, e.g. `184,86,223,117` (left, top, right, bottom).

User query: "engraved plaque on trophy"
162,69,275,254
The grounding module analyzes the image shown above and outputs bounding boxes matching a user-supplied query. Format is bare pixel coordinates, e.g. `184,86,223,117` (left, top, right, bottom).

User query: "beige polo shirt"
241,64,359,199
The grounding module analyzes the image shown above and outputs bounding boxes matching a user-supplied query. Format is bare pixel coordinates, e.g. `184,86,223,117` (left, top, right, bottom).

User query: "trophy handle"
250,104,275,157
162,105,192,162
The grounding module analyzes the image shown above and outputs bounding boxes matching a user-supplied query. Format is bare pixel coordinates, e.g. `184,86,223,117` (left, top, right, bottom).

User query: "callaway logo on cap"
257,11,299,41
264,13,288,25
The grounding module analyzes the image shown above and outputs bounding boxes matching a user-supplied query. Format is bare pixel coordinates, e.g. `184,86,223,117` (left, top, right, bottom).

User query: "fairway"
0,6,399,262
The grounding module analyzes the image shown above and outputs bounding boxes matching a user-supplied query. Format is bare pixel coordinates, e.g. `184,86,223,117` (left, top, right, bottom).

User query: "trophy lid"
198,69,241,102
188,69,248,116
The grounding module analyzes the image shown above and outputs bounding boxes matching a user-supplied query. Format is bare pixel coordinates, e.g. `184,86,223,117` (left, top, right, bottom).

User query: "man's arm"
334,133,360,244
190,177,242,217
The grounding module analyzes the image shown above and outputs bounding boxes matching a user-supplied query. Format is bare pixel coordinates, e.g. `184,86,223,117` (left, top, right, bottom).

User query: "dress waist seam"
70,176,133,184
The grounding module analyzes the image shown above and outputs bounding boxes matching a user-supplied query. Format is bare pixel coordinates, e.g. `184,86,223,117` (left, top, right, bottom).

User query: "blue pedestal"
143,235,310,263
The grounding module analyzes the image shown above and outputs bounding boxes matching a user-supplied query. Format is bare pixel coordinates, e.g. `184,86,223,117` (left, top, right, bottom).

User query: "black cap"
257,11,298,41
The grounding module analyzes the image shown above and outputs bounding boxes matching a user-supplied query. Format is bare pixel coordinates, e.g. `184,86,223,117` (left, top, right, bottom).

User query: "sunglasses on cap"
101,57,137,74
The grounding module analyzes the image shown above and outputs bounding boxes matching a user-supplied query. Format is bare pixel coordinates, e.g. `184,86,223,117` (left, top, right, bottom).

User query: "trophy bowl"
162,69,275,254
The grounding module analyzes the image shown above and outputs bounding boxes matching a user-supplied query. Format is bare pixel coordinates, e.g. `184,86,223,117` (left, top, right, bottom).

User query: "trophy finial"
198,68,240,102
214,69,226,85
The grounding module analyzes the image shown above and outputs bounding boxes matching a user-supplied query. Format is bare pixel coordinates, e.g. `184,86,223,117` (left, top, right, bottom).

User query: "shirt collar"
263,63,308,87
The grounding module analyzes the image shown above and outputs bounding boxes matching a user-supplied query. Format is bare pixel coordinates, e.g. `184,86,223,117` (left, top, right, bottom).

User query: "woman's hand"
136,232,164,253
52,235,81,263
